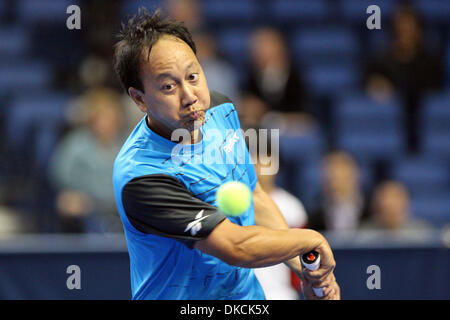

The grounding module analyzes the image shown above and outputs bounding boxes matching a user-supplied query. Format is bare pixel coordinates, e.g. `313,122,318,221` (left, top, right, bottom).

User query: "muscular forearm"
233,226,324,268
195,219,325,269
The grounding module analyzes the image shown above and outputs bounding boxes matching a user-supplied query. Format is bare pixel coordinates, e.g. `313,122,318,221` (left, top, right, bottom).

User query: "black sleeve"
210,90,233,107
122,174,227,249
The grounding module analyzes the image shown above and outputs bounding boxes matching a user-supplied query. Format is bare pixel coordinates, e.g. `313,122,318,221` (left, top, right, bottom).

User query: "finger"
331,282,341,300
305,264,335,279
323,281,340,300
302,272,338,300
302,269,328,284
316,278,336,299
308,271,336,289
301,278,319,300
303,265,335,283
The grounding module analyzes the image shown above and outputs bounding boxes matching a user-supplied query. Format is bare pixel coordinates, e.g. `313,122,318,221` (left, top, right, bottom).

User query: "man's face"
130,35,210,141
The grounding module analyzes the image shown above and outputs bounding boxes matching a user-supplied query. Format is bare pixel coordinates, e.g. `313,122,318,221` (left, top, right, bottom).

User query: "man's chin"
183,115,205,132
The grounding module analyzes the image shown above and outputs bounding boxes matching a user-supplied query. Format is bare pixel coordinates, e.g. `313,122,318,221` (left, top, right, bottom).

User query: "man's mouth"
183,110,204,120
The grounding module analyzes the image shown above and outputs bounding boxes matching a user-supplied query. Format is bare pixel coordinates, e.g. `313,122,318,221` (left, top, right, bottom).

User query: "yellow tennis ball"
216,181,252,216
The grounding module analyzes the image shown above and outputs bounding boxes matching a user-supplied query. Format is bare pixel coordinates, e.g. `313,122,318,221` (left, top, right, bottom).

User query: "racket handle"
300,251,324,297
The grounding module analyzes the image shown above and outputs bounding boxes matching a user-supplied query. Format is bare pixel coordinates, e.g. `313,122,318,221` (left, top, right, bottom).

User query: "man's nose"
181,83,197,108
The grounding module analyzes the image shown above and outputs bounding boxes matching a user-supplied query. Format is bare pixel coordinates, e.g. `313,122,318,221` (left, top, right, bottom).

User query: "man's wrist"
294,228,326,255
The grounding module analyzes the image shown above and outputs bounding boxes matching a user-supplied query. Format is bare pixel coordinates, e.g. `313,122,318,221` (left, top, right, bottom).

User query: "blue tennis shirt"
113,91,265,300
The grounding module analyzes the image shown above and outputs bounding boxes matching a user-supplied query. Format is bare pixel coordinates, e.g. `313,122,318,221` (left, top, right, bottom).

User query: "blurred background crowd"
0,0,448,301
0,0,448,240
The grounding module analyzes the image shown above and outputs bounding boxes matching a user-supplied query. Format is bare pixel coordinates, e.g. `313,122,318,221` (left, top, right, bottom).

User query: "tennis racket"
300,251,325,297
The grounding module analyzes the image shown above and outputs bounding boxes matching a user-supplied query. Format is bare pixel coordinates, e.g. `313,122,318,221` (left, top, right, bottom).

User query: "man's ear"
128,87,148,113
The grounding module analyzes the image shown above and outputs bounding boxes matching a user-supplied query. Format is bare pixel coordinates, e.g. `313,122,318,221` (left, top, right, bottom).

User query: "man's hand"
305,241,336,286
300,241,339,300
302,272,341,300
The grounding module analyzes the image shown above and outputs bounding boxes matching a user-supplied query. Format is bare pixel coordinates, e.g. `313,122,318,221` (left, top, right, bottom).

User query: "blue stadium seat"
411,193,450,228
412,0,450,24
294,160,321,211
0,0,6,13
215,28,251,73
446,41,450,87
279,127,326,164
421,91,450,158
0,27,30,58
291,27,359,65
338,0,398,25
422,133,450,159
446,42,450,86
202,0,260,27
0,62,51,94
17,0,77,25
366,30,390,54
338,133,405,162
6,93,69,169
335,93,403,133
334,93,405,161
303,63,359,97
121,0,163,19
390,156,450,196
422,91,450,133
268,0,329,26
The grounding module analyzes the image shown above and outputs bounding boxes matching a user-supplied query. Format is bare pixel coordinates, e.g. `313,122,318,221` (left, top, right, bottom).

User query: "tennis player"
112,9,340,300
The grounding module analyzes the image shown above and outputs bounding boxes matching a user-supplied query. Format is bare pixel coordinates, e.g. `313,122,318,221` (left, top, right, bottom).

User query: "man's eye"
162,84,175,91
189,73,199,81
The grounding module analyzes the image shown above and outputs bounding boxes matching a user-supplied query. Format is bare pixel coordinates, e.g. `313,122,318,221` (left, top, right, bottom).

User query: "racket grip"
300,251,324,297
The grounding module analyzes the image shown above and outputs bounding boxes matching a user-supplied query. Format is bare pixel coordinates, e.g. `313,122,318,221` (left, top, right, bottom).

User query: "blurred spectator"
245,27,311,116
194,32,239,101
81,0,121,57
363,5,444,153
78,55,112,90
361,181,430,231
0,206,33,234
252,144,307,300
49,87,126,233
164,0,204,33
237,93,269,130
309,151,368,232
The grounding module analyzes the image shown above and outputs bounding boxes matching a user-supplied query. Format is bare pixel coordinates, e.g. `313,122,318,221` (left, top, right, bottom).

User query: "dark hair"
113,8,197,94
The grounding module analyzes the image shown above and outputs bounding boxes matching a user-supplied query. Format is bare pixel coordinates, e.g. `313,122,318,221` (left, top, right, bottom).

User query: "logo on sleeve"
184,209,210,236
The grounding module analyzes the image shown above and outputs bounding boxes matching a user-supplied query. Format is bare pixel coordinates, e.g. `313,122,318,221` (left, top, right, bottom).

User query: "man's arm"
122,174,338,297
194,217,332,269
194,183,336,283
252,182,304,276
251,181,340,299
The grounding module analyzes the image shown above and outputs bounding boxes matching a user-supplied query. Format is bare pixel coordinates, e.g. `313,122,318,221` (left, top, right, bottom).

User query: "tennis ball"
216,181,252,216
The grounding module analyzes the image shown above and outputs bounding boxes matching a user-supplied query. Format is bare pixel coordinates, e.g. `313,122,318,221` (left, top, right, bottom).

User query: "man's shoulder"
206,91,239,127
209,91,234,109
113,122,165,187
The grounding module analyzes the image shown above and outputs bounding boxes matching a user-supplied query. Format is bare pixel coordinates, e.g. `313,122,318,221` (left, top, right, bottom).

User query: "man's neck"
146,116,202,145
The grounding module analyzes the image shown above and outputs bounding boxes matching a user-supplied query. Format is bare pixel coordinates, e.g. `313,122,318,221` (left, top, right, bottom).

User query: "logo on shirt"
223,132,239,153
184,209,210,236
